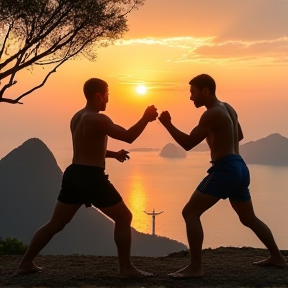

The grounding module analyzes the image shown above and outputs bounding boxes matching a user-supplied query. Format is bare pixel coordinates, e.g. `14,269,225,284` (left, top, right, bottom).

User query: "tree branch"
0,46,25,99
0,25,90,80
0,97,24,104
0,3,73,71
121,1,137,17
0,38,91,104
0,80,17,100
0,21,14,60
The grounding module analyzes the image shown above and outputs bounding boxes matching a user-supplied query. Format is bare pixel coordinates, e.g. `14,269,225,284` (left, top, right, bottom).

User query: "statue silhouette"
143,208,164,235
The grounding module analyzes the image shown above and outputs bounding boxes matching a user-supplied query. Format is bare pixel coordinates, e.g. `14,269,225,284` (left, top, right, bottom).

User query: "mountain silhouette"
166,133,288,166
191,141,210,151
240,133,288,166
0,138,186,256
160,143,186,158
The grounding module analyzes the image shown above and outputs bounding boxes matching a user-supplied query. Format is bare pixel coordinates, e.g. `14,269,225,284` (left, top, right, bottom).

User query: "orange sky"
1,0,288,165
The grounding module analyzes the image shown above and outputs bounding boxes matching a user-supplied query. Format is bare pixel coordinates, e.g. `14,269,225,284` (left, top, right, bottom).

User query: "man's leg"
230,199,287,268
100,200,153,278
16,201,82,274
169,190,220,278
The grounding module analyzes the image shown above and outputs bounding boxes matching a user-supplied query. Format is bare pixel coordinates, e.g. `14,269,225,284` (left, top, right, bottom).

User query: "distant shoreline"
129,148,161,152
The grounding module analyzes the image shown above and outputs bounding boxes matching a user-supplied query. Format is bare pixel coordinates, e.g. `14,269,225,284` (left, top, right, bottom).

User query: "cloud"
215,0,288,41
196,38,288,57
121,0,288,66
127,0,288,41
182,37,288,65
107,75,187,91
115,37,212,50
114,36,288,66
108,73,134,80
142,81,187,92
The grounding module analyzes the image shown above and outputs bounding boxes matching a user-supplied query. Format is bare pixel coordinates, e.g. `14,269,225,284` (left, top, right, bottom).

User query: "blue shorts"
197,154,251,201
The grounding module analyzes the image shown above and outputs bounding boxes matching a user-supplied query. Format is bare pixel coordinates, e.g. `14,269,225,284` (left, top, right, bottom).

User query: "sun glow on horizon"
136,84,147,95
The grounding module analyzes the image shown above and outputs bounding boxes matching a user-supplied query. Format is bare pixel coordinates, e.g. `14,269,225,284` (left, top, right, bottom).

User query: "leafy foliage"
0,237,28,255
0,0,144,104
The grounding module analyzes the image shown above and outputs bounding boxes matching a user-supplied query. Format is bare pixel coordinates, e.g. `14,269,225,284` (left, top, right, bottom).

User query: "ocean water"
58,151,288,250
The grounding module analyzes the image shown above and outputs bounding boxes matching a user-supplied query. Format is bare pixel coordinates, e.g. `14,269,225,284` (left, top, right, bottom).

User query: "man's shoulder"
199,109,219,124
84,112,112,123
93,112,111,120
203,106,222,116
71,111,113,126
208,102,236,114
201,104,229,121
221,101,238,112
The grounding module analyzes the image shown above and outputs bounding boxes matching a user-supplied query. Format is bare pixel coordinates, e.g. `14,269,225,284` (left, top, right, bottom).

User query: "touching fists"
115,149,130,162
143,105,158,122
158,111,171,126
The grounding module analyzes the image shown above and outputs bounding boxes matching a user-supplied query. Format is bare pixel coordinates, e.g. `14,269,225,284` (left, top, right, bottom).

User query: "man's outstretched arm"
99,105,158,144
158,111,210,151
160,122,191,150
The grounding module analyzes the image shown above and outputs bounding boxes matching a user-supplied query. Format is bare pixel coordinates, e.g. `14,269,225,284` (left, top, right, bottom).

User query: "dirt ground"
1,247,288,288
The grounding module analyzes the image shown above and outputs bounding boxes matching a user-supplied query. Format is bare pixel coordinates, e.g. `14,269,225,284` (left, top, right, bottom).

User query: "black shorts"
57,164,122,208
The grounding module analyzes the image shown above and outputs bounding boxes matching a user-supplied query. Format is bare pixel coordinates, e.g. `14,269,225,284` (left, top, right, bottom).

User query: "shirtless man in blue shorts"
16,78,158,278
158,74,287,279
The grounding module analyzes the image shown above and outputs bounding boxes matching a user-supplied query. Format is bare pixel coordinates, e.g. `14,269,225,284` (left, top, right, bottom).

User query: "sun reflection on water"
127,173,150,233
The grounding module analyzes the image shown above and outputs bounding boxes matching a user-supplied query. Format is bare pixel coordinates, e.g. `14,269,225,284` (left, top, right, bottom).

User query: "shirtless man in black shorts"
158,74,287,279
16,78,158,278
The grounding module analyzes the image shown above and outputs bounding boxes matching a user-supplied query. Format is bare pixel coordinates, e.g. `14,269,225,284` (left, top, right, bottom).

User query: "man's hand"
158,111,171,126
143,105,158,122
115,149,130,162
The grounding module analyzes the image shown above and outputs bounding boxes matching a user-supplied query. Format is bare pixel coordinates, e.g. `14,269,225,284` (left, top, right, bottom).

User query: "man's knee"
182,206,189,220
238,213,258,228
240,218,253,228
115,208,133,225
124,209,133,224
47,219,70,234
182,205,199,221
182,190,218,221
231,201,258,228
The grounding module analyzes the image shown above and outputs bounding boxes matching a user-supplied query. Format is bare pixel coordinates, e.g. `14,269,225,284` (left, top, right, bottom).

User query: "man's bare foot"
119,264,153,279
14,263,42,275
168,264,204,279
253,256,288,268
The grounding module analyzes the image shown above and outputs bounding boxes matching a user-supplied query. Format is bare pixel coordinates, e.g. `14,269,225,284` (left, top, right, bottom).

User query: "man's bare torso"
205,102,240,162
70,108,107,168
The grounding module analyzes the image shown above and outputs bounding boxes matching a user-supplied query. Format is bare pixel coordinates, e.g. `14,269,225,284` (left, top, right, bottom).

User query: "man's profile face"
100,86,109,111
190,85,204,108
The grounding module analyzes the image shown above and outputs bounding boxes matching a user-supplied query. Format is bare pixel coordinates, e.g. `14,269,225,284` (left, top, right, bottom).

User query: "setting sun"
136,85,147,95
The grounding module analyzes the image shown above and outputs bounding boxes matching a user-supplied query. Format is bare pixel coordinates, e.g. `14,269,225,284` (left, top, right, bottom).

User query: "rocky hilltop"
240,133,288,166
159,143,186,158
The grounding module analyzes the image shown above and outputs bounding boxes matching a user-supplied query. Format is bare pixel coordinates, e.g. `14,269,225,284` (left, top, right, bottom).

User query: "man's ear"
95,92,102,100
202,87,210,96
